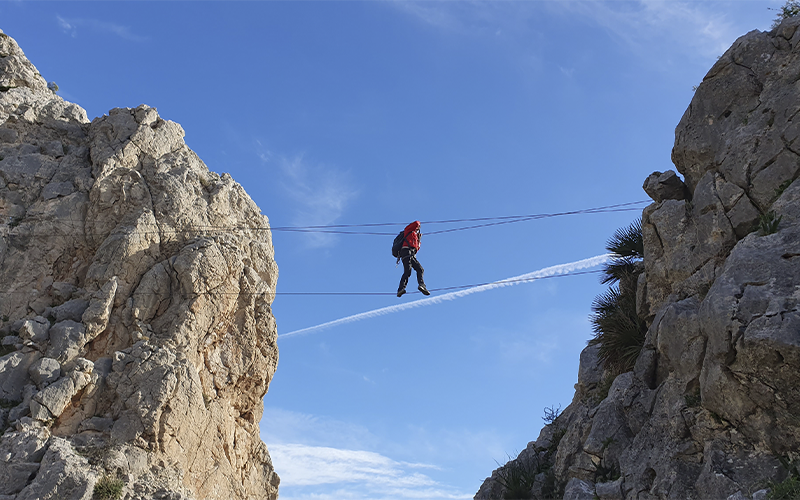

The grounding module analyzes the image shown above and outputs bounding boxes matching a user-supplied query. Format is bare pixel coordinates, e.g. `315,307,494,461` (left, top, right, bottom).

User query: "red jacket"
403,221,421,250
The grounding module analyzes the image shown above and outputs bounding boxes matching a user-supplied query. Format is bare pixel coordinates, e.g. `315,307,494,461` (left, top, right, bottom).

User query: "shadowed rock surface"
0,29,279,500
476,17,800,500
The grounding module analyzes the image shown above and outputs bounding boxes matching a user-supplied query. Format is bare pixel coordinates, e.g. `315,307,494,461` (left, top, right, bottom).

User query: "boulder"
31,376,75,420
0,350,41,401
52,299,89,323
596,478,624,500
643,170,688,202
576,344,603,397
563,477,595,500
1,336,20,346
81,276,117,341
15,438,96,500
45,321,86,364
41,181,74,200
28,357,60,388
0,462,40,495
18,317,49,343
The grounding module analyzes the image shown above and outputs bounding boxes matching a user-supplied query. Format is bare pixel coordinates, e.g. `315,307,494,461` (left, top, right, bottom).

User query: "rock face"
477,17,800,500
0,29,280,499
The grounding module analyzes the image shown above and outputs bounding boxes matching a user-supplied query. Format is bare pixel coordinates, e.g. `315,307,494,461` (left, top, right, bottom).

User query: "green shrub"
93,475,124,500
600,218,643,288
775,179,794,199
0,398,20,409
542,405,561,425
0,339,16,357
758,211,782,235
589,287,646,373
547,428,567,456
768,458,800,500
595,462,620,483
495,452,545,500
684,391,701,408
592,374,615,405
589,219,647,374
768,475,800,499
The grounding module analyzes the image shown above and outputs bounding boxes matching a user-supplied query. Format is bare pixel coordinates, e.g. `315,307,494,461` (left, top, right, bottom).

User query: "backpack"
391,231,405,258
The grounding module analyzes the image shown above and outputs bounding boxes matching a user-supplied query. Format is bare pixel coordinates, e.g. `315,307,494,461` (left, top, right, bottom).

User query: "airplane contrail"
279,254,610,339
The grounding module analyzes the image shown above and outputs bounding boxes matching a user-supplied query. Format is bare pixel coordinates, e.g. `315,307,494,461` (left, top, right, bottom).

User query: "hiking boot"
397,288,406,298
418,284,430,296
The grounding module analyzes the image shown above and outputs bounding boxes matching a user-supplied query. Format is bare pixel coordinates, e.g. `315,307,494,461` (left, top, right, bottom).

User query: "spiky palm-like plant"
494,454,541,500
589,218,646,374
589,287,645,373
600,218,643,285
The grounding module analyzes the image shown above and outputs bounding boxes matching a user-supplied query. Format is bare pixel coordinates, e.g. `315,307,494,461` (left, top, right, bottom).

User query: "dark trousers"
398,248,425,291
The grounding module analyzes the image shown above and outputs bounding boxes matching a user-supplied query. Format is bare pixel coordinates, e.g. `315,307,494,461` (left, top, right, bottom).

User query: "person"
397,220,430,297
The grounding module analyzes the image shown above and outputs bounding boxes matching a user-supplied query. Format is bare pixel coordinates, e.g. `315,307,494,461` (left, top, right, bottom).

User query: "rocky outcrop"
0,29,280,499
477,17,800,500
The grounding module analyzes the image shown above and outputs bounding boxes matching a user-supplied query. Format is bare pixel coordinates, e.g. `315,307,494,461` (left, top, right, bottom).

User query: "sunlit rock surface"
0,28,279,500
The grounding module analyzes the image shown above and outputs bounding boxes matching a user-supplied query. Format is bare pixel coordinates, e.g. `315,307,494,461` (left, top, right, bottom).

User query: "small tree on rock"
772,1,800,29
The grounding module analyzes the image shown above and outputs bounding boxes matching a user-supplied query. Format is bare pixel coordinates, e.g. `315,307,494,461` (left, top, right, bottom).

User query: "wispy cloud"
390,1,462,31
280,254,609,338
391,1,770,68
257,145,358,248
390,0,532,37
564,0,741,61
261,408,381,451
56,15,148,42
261,407,509,469
260,409,471,499
267,444,471,500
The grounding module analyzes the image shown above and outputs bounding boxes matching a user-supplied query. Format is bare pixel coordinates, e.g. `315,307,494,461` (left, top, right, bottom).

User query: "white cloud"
56,15,148,42
269,444,436,486
266,443,471,500
559,65,576,78
258,148,358,248
260,407,509,466
391,1,771,69
260,407,381,450
390,0,536,38
389,1,463,31
260,409,470,498
565,0,739,60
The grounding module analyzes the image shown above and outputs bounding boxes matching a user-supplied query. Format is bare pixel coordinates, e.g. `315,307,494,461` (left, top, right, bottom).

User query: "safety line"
275,269,602,295
2,201,648,237
0,269,603,297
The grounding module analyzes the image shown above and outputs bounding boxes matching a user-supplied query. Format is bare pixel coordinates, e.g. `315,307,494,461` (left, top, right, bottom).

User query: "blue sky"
1,1,780,498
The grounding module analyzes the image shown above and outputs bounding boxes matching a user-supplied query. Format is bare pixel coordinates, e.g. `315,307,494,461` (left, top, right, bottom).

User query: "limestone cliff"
0,30,280,499
477,17,800,500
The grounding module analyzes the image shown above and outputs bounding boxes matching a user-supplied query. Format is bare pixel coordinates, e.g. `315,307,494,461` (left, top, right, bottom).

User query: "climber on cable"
396,221,430,297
